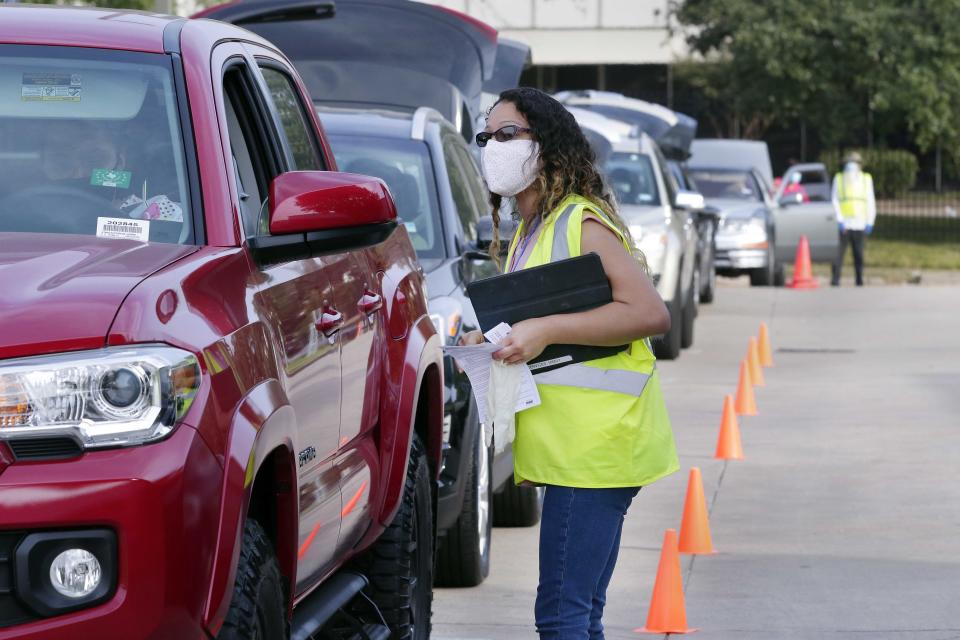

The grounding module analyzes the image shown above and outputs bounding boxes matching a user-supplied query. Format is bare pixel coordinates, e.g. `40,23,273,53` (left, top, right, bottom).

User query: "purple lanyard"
509,216,540,273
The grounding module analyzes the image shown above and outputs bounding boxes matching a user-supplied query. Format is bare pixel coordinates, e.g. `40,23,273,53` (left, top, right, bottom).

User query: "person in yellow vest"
463,87,679,640
831,151,876,286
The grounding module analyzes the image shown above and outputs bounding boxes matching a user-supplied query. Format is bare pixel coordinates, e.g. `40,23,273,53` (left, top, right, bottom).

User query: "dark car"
668,160,719,303
320,106,543,588
0,6,443,639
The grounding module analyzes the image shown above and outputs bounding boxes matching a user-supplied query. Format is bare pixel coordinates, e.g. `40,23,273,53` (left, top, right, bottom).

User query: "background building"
420,0,689,108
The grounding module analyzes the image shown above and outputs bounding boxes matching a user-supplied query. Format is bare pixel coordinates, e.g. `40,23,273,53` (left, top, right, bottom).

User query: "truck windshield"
604,152,660,206
328,135,443,259
688,169,762,202
0,47,194,244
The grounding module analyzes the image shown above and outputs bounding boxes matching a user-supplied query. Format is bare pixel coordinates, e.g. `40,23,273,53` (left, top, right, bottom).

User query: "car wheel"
750,246,775,286
357,436,433,640
493,474,544,527
700,249,716,304
773,261,786,287
652,277,683,360
681,272,696,349
219,519,288,640
435,425,492,587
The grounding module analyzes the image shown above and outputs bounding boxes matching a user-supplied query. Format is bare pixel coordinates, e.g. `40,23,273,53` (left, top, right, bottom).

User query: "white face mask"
844,162,860,173
481,138,540,197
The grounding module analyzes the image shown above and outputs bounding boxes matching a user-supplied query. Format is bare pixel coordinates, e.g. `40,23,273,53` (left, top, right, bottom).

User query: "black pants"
832,229,865,286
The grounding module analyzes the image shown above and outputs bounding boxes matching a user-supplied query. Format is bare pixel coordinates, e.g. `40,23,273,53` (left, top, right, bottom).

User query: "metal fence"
875,193,960,243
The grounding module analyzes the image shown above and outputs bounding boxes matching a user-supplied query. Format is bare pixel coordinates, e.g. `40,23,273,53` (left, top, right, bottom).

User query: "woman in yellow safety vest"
463,87,680,640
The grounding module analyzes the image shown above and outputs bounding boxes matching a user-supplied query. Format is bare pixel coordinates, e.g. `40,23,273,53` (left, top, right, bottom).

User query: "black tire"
773,261,786,287
219,519,288,640
357,436,433,640
435,426,492,587
700,250,716,304
652,278,682,360
681,274,696,349
750,246,775,286
493,474,543,527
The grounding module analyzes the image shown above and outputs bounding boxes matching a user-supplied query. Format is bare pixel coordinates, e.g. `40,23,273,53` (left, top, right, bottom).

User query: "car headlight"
0,345,200,449
429,296,463,346
719,216,767,245
634,225,668,271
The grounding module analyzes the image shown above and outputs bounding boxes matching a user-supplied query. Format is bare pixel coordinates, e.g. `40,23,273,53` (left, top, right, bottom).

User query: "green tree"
673,0,960,165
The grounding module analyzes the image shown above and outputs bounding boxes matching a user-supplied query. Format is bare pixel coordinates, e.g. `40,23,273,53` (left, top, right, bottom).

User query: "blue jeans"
535,485,641,640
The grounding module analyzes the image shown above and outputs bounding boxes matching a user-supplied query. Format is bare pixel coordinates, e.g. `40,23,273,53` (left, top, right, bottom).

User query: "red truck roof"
0,5,178,53
0,5,276,56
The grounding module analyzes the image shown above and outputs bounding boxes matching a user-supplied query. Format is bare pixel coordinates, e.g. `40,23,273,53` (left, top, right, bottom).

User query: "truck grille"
0,532,36,629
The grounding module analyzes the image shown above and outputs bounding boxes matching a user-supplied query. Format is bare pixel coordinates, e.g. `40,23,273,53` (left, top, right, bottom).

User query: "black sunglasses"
475,125,533,148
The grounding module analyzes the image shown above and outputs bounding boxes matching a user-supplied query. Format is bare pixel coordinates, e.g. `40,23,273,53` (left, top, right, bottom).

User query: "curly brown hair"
486,87,644,270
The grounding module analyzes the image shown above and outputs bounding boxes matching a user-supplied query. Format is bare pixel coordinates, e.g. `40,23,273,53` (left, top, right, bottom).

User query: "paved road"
434,284,960,639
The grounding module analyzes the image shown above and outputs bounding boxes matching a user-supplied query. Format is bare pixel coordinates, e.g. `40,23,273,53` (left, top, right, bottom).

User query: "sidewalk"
434,285,960,639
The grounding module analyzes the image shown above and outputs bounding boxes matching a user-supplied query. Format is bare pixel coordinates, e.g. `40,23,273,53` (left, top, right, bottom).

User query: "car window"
688,169,762,202
0,46,194,244
603,152,660,206
328,134,443,259
444,135,485,244
258,65,323,171
223,63,281,238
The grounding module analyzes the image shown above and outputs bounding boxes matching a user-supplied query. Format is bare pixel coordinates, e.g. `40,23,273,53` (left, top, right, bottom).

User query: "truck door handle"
358,291,383,315
317,308,344,337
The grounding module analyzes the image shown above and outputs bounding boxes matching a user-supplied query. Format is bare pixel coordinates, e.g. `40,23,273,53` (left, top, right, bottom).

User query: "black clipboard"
466,253,629,373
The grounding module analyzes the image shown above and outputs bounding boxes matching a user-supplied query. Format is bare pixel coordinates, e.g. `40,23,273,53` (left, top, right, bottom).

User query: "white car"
570,108,702,359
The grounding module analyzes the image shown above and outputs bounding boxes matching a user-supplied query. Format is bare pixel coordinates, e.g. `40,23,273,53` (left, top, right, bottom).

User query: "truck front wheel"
219,519,288,640
359,436,433,639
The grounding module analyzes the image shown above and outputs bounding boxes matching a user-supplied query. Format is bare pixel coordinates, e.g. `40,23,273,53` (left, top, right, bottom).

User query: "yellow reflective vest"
506,194,679,488
835,171,874,221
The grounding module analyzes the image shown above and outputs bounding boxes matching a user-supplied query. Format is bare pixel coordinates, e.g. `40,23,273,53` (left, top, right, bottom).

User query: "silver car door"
774,168,839,263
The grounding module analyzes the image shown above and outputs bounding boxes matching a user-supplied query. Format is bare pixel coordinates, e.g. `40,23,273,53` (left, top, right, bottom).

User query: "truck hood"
0,234,197,360
620,204,669,228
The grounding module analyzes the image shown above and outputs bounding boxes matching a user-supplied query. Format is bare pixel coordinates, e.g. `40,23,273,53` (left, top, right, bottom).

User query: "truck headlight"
0,345,200,449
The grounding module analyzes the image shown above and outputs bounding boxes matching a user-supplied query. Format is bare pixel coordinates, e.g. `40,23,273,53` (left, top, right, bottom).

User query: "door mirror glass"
674,189,705,211
778,192,804,207
475,214,518,253
268,171,397,235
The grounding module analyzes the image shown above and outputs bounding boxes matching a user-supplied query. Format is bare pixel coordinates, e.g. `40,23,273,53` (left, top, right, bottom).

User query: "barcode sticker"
528,355,574,371
96,217,150,242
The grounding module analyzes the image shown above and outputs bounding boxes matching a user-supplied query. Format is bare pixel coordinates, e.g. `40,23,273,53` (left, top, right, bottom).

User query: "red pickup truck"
0,6,443,640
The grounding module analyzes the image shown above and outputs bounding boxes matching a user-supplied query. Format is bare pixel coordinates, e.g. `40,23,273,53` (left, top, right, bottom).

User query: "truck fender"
202,378,298,636
375,315,443,526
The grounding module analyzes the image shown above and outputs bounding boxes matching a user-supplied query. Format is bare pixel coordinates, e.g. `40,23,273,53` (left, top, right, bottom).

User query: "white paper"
442,343,541,424
483,321,512,345
96,217,149,242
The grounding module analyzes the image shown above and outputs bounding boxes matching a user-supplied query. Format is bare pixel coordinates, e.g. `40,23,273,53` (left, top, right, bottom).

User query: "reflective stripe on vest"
838,172,869,220
550,204,578,261
534,363,653,396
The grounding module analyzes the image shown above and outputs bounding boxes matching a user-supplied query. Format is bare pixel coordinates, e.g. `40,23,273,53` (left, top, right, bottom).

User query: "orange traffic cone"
734,360,757,416
786,235,818,289
747,337,765,387
714,395,744,460
758,322,774,367
635,529,697,634
679,467,717,554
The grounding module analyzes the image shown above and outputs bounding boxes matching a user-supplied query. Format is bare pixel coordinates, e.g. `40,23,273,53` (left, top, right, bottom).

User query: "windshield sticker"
21,72,82,102
126,195,184,223
90,169,132,189
96,217,150,242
